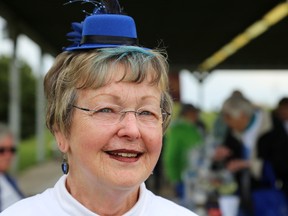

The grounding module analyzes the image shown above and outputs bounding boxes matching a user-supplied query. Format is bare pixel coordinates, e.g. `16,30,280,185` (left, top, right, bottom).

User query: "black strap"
81,35,138,45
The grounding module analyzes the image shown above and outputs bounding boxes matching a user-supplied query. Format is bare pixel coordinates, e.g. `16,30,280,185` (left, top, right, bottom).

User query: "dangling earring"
61,154,69,174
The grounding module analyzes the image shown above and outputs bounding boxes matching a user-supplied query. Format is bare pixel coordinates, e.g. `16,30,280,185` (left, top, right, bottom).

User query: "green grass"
17,131,56,172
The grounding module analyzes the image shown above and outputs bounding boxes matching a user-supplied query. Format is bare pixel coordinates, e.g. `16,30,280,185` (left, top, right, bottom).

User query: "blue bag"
252,161,288,216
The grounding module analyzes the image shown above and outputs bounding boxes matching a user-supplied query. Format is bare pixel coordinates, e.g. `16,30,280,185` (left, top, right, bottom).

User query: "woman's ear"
54,129,70,153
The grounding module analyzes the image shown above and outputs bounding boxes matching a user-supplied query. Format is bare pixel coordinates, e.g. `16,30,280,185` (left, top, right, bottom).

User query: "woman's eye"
97,108,113,113
139,110,153,116
91,107,113,115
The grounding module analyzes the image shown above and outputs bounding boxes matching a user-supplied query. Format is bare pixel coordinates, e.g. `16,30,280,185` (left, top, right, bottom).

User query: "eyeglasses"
0,147,17,155
72,104,170,127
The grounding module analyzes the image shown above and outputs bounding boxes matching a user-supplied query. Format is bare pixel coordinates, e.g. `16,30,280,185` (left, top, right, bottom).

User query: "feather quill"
100,0,122,14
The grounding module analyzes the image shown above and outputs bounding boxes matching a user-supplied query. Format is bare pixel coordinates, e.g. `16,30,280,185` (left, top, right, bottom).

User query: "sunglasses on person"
0,147,17,155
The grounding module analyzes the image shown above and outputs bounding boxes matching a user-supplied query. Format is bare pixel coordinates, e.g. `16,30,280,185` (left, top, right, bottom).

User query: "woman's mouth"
105,150,143,162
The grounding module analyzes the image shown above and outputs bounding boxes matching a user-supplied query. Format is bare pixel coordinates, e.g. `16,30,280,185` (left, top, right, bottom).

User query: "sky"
180,69,288,111
1,17,288,112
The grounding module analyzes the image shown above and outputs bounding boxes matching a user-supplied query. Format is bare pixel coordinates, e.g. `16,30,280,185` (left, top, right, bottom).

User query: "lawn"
17,131,57,172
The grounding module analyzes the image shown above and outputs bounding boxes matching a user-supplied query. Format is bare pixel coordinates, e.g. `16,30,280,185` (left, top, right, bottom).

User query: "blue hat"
63,0,139,51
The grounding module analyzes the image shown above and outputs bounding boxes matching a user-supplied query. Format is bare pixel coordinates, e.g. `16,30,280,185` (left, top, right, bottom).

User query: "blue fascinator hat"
64,0,139,51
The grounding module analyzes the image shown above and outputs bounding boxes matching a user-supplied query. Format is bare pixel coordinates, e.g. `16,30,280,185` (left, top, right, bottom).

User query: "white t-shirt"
1,175,197,216
0,174,23,211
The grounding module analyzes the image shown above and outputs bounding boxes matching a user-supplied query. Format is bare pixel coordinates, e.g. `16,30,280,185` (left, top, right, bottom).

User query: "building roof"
1,0,288,72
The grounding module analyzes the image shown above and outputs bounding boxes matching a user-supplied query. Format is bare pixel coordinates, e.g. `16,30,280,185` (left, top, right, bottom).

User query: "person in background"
163,103,204,201
212,89,246,144
212,95,271,216
1,1,198,215
257,97,288,199
0,122,24,212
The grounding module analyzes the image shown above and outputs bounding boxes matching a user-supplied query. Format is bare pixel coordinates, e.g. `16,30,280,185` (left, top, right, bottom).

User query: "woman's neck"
66,175,140,215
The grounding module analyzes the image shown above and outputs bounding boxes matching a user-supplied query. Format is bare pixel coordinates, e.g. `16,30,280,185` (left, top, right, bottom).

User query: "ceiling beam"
197,2,288,73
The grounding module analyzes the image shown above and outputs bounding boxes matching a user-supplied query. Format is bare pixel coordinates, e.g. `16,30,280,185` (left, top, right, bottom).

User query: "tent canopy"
0,0,288,72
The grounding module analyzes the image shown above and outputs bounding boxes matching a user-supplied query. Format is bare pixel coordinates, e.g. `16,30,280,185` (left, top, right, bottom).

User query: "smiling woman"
0,1,198,215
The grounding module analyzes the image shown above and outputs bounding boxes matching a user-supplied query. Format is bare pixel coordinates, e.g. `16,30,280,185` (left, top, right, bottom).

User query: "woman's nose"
117,112,141,140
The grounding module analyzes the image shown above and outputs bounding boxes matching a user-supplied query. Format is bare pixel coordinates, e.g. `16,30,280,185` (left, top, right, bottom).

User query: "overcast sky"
1,17,288,112
180,69,288,111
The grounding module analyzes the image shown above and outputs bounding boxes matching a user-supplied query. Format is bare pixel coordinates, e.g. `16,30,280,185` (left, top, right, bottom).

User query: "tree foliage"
0,55,36,138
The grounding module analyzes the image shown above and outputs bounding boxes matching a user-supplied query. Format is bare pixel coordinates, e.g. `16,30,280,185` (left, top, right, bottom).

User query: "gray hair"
221,96,254,118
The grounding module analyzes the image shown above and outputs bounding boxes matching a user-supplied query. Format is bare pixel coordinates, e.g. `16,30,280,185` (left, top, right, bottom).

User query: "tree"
0,55,36,138
0,56,10,123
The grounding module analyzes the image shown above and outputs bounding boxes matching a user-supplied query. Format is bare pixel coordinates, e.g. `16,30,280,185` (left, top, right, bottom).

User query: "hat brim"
64,43,149,51
64,43,127,51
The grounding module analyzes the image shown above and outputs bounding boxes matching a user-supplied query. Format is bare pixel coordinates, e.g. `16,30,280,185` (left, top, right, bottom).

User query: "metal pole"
192,71,209,110
8,26,20,171
36,49,45,163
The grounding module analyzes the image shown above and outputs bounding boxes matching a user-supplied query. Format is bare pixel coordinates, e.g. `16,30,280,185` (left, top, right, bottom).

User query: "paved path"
17,159,62,196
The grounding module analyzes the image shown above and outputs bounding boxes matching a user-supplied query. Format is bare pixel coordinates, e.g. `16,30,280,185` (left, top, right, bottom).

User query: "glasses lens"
74,104,165,127
135,112,161,127
0,147,17,154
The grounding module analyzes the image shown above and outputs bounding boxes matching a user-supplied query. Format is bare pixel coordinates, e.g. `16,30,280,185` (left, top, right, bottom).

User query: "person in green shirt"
163,103,204,199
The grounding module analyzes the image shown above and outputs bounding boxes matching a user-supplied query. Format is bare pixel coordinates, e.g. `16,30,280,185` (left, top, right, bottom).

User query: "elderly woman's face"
223,112,249,132
59,66,163,190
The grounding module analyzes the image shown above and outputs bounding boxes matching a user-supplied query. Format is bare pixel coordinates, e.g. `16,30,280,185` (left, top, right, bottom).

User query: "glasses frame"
72,104,171,126
0,146,17,155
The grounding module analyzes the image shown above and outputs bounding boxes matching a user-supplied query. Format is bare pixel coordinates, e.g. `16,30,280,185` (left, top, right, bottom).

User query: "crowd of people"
160,91,288,216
